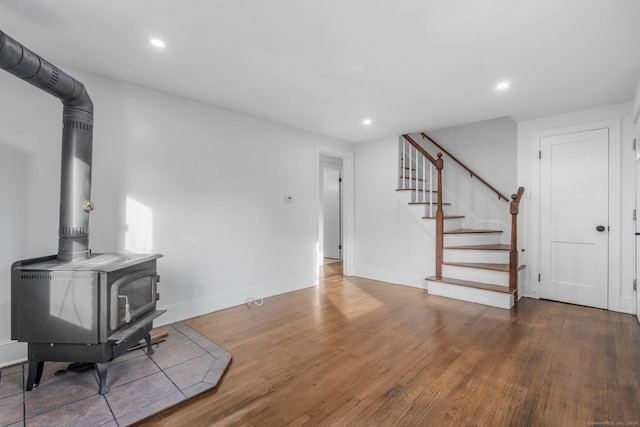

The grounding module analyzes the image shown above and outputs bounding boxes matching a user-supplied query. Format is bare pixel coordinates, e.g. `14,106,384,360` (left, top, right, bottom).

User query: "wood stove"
11,253,164,394
1,30,166,394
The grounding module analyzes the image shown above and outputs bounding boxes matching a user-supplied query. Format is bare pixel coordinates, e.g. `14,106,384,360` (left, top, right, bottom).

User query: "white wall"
0,143,31,364
354,136,434,288
0,68,353,366
517,102,635,314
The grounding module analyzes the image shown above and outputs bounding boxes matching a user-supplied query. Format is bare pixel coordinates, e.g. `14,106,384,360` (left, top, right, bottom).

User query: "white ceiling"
1,0,640,143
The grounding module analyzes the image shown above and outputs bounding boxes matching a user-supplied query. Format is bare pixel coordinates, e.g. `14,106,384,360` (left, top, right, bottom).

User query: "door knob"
596,225,606,232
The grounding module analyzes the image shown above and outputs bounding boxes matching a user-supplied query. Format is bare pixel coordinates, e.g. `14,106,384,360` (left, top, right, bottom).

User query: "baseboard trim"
157,275,317,326
619,296,634,315
0,340,27,368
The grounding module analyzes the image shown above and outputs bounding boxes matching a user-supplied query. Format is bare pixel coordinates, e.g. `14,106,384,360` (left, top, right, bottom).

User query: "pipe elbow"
63,82,93,116
1,30,93,116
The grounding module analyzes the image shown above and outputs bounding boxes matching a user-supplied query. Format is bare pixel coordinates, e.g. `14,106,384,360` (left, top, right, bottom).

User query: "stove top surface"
14,253,163,272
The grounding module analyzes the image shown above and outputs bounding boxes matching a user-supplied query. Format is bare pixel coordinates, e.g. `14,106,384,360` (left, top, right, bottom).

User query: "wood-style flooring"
137,262,640,426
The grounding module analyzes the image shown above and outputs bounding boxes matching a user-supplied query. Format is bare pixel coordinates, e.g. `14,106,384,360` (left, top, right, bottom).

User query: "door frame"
315,145,354,282
528,119,621,311
635,119,640,323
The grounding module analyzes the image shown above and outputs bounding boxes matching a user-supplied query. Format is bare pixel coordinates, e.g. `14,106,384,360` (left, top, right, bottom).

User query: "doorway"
539,128,609,309
323,167,342,261
316,147,354,282
635,131,640,323
319,154,343,271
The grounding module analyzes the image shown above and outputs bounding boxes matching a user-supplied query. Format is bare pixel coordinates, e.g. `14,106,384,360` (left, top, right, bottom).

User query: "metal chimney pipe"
0,30,94,261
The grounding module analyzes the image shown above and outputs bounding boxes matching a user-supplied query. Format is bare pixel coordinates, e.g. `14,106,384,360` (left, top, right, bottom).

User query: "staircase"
398,133,525,309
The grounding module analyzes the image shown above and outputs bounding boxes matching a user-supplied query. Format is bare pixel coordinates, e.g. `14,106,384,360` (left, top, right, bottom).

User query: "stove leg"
26,361,44,391
145,333,155,355
95,362,109,395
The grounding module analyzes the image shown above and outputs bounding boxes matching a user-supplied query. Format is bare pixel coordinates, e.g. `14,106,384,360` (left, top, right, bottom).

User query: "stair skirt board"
427,279,514,309
442,264,511,286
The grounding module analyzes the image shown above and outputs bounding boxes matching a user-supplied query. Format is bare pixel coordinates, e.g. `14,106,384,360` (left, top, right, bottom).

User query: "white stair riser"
398,190,445,208
420,205,450,216
443,233,502,246
409,192,442,204
442,264,510,286
427,281,513,309
411,204,452,217
400,181,434,189
444,249,509,264
399,176,436,185
423,217,462,230
442,218,463,231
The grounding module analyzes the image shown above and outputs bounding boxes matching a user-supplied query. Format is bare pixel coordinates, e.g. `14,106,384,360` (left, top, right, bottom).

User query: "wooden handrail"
421,132,510,202
402,134,437,165
509,187,525,296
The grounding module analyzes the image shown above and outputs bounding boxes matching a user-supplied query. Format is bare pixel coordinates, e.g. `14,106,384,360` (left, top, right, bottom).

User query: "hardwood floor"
138,263,640,426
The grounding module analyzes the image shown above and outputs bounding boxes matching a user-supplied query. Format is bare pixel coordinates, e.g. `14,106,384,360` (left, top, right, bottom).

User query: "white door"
323,168,342,260
539,128,609,309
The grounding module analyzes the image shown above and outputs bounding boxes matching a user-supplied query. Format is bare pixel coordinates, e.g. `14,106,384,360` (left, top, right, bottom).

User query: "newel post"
435,153,444,280
509,187,525,298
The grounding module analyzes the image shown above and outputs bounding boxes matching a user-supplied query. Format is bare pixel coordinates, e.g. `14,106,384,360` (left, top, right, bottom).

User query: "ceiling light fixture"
495,81,510,91
150,39,165,48
363,118,372,126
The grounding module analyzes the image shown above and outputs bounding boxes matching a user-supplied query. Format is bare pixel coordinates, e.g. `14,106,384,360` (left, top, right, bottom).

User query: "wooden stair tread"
409,201,451,205
443,262,526,272
423,215,465,220
426,276,516,294
444,228,503,234
444,244,511,251
396,188,437,193
401,177,429,182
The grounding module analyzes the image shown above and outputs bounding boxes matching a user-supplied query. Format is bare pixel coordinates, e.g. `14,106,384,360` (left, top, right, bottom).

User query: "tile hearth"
0,322,231,426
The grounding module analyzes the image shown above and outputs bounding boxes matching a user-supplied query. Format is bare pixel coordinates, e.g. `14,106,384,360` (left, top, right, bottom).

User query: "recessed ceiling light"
495,81,510,91
363,118,372,126
150,39,165,48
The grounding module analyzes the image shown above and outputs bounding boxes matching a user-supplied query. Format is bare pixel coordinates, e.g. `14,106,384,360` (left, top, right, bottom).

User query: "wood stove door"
109,269,158,331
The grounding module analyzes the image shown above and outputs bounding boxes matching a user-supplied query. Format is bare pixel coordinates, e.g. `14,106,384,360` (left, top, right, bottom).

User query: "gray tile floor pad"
0,322,231,426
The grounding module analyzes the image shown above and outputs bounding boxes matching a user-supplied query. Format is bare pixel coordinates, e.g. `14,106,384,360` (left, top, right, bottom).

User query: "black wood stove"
1,30,165,394
11,253,164,394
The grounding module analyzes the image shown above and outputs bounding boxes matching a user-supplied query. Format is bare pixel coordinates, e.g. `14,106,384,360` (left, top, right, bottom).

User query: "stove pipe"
0,30,94,262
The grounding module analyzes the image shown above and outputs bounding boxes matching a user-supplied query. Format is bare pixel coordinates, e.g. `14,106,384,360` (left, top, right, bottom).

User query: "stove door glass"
110,269,157,330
